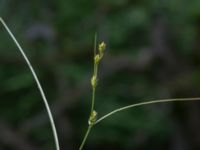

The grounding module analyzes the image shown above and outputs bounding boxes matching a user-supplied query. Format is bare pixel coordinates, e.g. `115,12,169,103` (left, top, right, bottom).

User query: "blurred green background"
1,0,200,150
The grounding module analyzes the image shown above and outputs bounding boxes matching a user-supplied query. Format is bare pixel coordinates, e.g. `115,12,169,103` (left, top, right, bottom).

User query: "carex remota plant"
78,36,200,149
1,17,200,150
79,34,106,150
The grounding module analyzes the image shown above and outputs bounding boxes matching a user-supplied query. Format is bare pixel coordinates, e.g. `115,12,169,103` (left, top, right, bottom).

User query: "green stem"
91,88,96,113
79,125,93,150
91,33,98,113
95,97,200,124
94,33,97,56
0,17,60,150
96,65,99,77
79,34,99,150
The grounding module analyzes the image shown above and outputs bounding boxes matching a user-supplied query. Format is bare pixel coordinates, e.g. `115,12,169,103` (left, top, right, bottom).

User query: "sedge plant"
78,37,200,149
1,17,200,150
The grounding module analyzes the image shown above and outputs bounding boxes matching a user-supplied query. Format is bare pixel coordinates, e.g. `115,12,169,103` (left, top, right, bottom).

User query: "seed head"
88,110,98,125
91,75,98,88
99,42,106,57
94,54,101,64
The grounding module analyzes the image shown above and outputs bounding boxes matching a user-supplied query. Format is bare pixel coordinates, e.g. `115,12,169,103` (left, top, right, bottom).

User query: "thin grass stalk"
79,35,106,150
95,97,200,124
0,17,60,150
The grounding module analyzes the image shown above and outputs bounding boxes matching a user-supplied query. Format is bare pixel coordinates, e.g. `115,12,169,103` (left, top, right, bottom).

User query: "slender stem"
80,85,95,150
0,18,60,150
91,65,98,113
94,64,98,77
91,34,98,113
79,125,93,150
91,88,96,113
95,97,200,124
94,33,97,56
79,34,99,150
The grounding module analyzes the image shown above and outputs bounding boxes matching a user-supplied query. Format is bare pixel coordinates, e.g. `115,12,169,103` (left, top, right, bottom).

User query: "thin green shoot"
0,17,60,150
95,97,200,124
79,36,106,150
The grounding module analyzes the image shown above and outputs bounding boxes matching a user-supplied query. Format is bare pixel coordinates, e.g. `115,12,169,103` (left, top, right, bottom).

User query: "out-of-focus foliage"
0,0,200,150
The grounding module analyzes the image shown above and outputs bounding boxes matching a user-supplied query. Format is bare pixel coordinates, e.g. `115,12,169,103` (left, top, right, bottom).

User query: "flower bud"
99,42,106,52
88,110,98,125
94,54,101,64
99,42,106,57
91,75,98,88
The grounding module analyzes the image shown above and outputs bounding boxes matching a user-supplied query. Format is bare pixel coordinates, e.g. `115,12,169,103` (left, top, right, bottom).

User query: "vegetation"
1,1,200,150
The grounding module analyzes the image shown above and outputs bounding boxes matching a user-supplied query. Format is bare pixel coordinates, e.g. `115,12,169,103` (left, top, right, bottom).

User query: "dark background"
1,0,200,150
